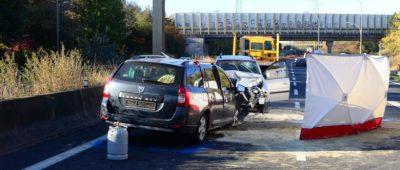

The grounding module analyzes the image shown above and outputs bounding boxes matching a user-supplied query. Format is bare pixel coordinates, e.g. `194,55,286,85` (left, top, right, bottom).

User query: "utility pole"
152,0,165,55
235,0,242,13
56,0,60,51
358,0,363,54
316,0,320,51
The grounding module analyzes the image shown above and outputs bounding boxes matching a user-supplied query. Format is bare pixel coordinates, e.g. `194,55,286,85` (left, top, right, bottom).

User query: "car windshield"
114,61,181,85
217,60,261,74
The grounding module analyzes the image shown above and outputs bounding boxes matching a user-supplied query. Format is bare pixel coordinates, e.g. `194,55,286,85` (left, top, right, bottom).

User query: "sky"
128,0,400,16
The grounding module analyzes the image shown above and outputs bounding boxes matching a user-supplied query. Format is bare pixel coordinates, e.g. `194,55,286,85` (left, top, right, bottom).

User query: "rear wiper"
141,79,167,84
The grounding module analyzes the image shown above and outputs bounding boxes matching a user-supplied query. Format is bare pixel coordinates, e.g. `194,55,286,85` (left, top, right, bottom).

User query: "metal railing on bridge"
175,13,390,40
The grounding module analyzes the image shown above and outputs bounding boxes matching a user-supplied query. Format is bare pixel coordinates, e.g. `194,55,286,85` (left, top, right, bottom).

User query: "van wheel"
192,115,207,144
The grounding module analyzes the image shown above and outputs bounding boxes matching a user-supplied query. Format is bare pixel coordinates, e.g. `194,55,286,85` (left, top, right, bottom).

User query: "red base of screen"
300,117,382,140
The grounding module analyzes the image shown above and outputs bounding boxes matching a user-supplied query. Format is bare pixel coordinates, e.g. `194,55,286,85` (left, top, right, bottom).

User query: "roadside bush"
23,47,83,95
0,53,21,99
82,64,113,88
0,47,113,100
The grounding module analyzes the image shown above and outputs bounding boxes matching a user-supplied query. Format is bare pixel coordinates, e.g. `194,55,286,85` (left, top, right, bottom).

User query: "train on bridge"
175,13,390,41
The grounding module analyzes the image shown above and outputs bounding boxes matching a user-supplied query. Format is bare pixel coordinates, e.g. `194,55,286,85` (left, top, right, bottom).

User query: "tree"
362,41,379,54
165,18,185,57
0,0,27,55
0,1,27,42
123,5,186,57
69,0,127,60
123,5,152,55
382,12,400,68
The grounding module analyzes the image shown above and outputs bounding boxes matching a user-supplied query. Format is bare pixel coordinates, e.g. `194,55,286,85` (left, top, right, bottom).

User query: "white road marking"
296,153,307,161
293,82,297,86
388,101,400,108
390,81,400,85
23,135,106,170
295,102,300,109
293,77,296,81
294,89,298,96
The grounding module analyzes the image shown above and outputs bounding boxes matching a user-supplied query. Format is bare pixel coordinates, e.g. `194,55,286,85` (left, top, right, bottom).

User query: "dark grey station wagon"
101,58,239,143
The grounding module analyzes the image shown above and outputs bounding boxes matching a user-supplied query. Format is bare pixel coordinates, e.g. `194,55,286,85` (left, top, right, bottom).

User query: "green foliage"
165,18,186,57
382,12,400,68
390,74,400,82
123,4,185,57
362,41,379,54
124,5,152,55
71,0,127,44
382,12,400,56
69,0,127,61
0,0,186,62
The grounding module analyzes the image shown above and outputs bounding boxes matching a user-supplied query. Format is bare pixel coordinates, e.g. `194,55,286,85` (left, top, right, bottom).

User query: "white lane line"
23,135,106,170
388,101,400,108
294,89,298,96
295,102,300,109
296,153,307,161
292,77,296,81
293,82,297,86
390,81,400,85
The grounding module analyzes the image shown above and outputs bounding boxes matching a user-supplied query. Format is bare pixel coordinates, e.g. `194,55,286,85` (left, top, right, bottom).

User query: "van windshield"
251,43,263,50
114,61,182,85
217,60,261,75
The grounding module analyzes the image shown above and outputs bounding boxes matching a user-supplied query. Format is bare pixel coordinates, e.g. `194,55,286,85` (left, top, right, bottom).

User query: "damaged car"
216,55,290,114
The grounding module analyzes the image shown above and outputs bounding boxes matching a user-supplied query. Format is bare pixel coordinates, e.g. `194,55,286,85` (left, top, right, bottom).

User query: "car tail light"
177,86,190,107
103,77,112,98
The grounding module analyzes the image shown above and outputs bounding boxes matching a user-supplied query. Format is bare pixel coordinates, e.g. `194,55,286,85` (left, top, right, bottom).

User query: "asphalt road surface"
2,59,400,169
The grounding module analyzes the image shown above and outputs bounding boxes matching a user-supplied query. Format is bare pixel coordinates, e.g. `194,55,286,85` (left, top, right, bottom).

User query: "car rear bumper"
106,120,197,134
103,107,198,134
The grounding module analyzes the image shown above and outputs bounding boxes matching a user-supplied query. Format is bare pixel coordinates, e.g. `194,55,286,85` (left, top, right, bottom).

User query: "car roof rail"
182,60,191,66
193,60,201,65
218,53,223,59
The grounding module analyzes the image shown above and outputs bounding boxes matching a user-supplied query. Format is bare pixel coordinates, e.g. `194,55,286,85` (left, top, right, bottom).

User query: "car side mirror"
237,84,245,92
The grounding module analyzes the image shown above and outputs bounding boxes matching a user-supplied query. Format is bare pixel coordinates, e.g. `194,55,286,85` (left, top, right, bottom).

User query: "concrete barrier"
0,87,103,156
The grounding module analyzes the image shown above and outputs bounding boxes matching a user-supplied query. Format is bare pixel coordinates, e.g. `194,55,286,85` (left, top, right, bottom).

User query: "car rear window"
114,61,182,85
186,66,204,88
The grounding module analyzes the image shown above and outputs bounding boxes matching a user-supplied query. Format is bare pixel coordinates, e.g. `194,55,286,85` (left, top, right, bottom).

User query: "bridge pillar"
185,38,206,56
152,0,165,55
326,41,334,54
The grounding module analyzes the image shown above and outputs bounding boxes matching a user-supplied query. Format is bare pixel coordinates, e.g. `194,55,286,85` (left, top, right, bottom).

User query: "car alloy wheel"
231,110,239,126
198,116,206,141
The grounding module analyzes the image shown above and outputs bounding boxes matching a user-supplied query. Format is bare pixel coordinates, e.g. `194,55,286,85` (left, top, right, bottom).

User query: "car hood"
224,70,264,88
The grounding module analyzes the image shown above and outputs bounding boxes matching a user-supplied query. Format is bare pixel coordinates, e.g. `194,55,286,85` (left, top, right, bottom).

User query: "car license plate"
258,98,265,104
126,100,156,110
